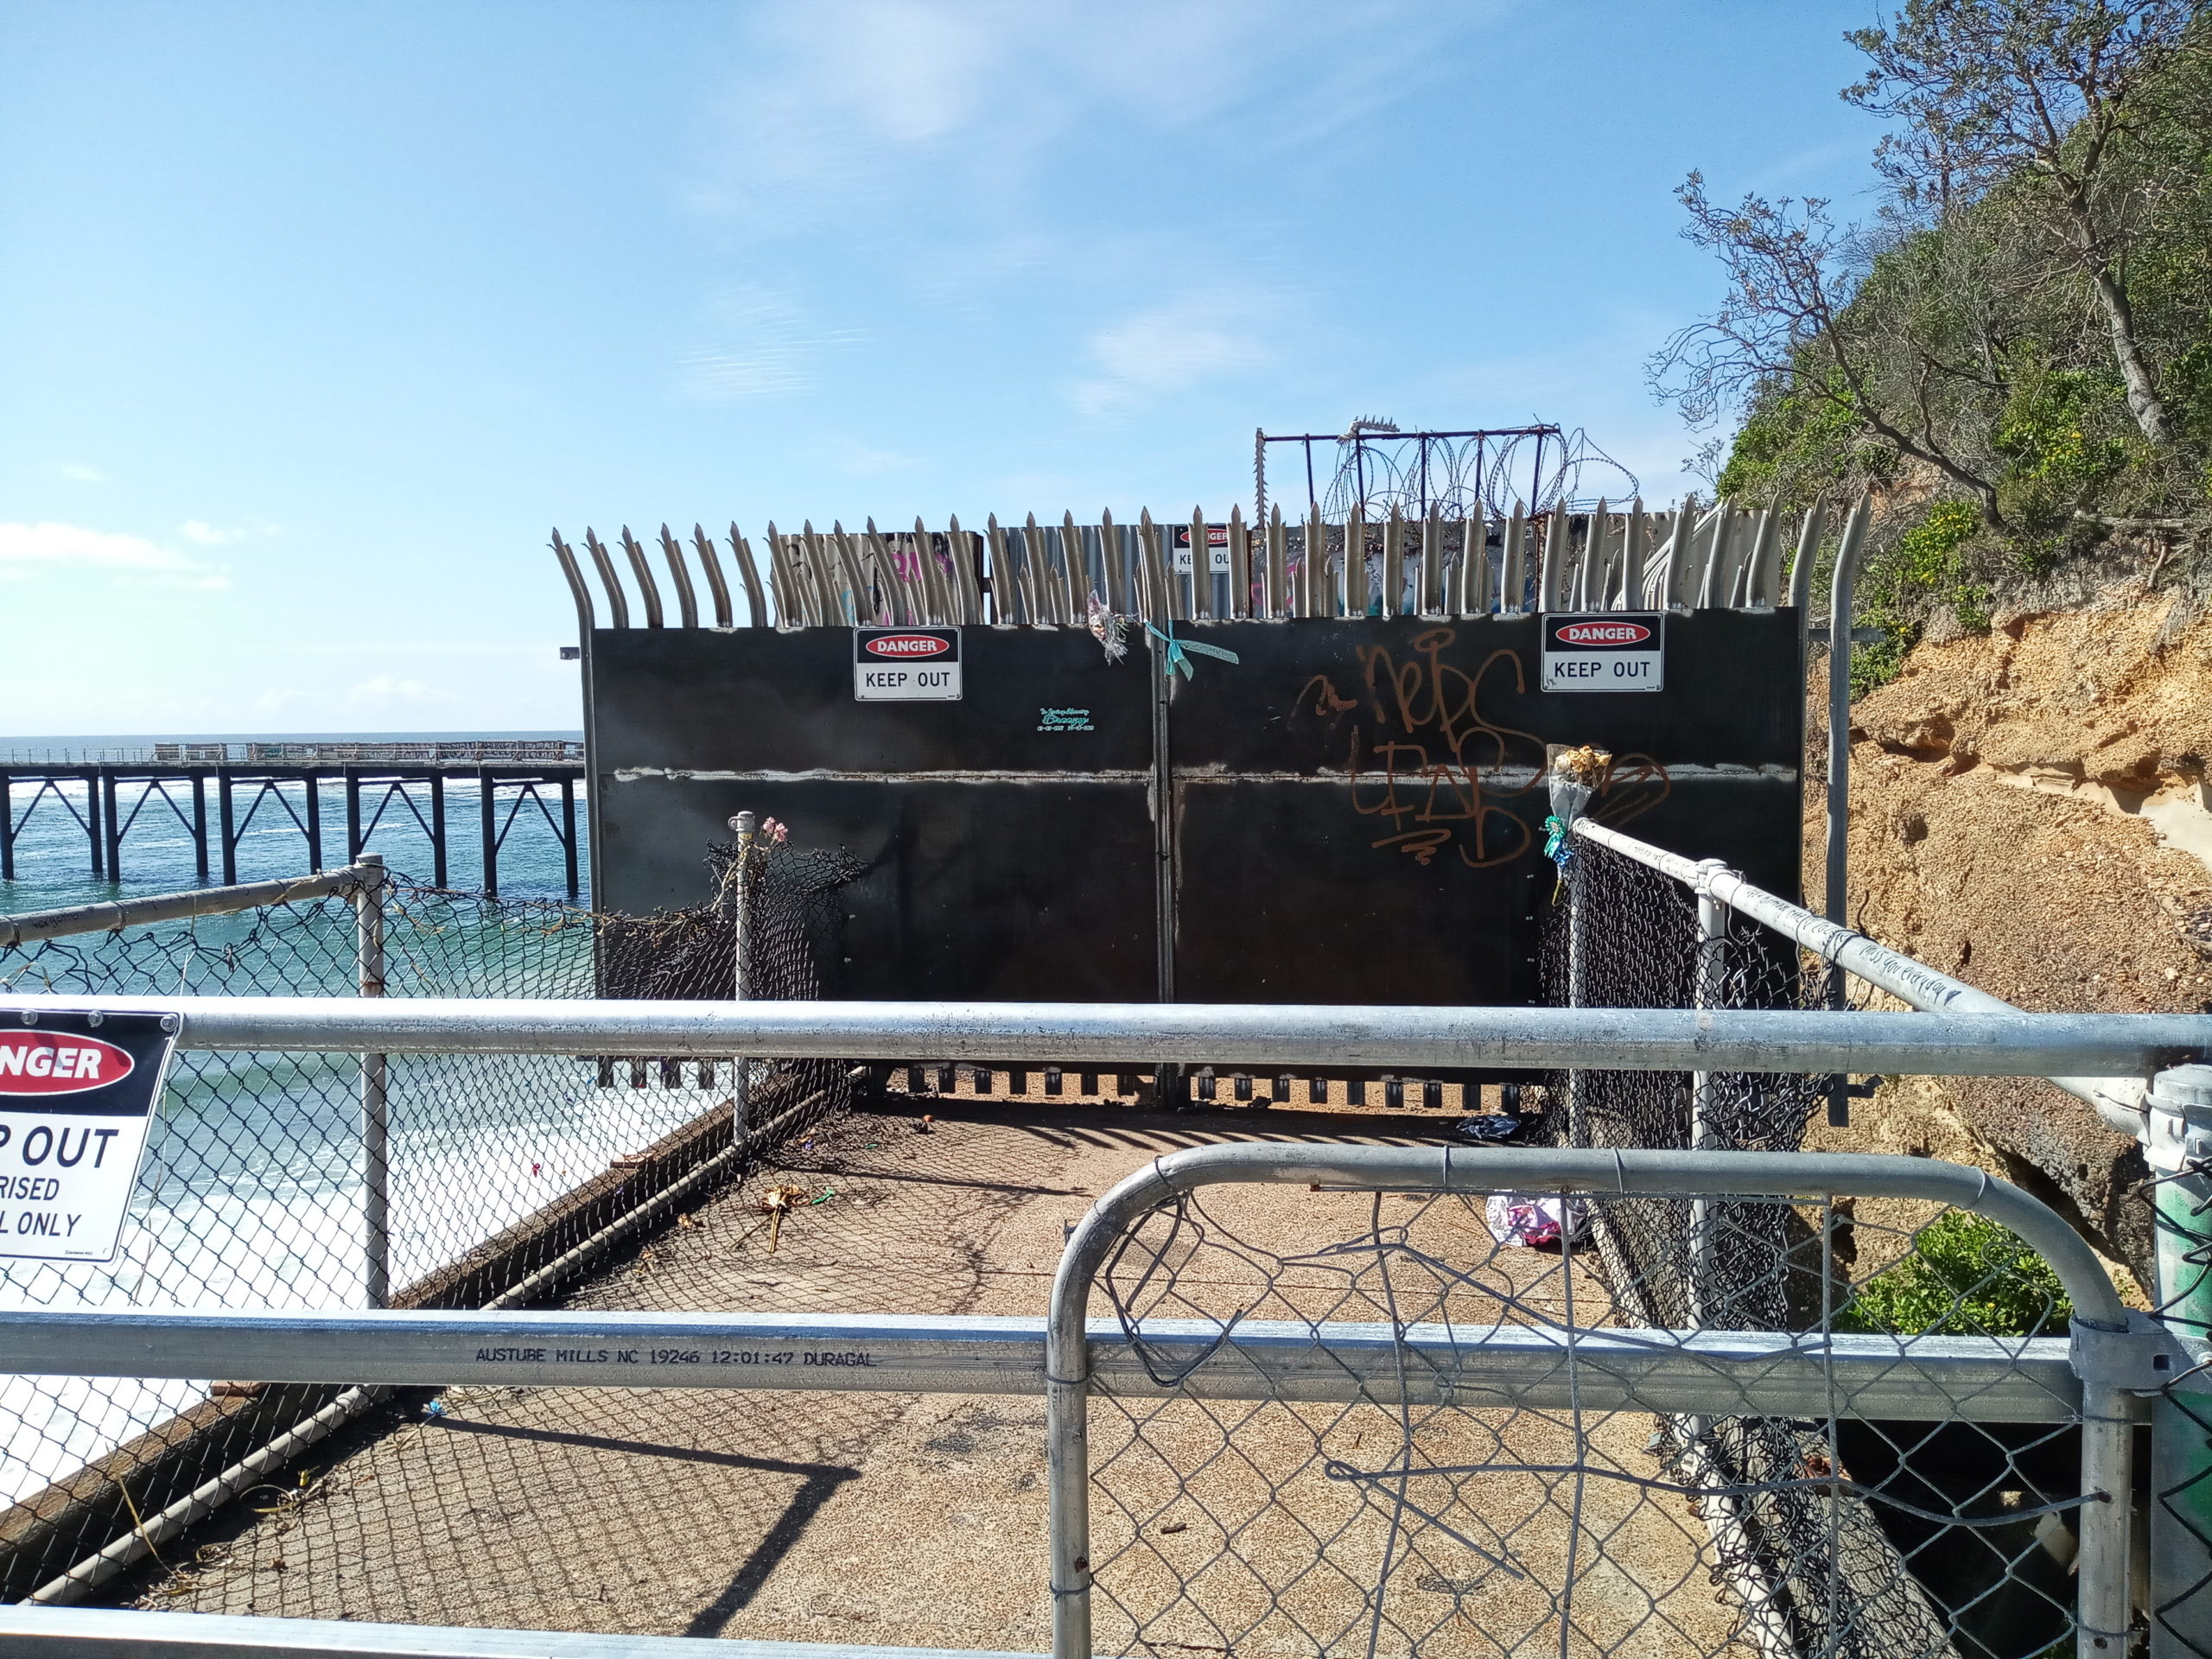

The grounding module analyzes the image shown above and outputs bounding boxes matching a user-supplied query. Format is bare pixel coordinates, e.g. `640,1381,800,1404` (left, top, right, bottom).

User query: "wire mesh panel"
1397,828,2113,1658
0,836,858,1602
1077,1168,2097,1659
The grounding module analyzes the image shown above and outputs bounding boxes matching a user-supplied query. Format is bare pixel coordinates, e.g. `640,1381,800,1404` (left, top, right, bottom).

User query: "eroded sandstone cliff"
1800,590,2212,1288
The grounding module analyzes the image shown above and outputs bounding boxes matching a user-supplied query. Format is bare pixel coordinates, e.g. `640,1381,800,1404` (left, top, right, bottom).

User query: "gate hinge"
2070,1313,2203,1394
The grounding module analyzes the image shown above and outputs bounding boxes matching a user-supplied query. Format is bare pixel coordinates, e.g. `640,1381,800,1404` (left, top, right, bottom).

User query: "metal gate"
1046,1142,2140,1659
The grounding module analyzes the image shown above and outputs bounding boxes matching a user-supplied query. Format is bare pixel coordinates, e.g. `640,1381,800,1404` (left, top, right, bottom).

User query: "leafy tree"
1845,0,2196,448
1655,0,2212,657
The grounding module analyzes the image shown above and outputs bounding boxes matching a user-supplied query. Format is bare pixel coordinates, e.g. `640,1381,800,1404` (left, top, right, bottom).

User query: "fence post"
729,812,756,1137
1824,497,1872,1127
1549,759,1599,1148
2149,1063,2212,1656
1690,860,1729,1325
353,854,390,1310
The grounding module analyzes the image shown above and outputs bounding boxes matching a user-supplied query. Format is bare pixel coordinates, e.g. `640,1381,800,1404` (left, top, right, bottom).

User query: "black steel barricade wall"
586,613,1802,1011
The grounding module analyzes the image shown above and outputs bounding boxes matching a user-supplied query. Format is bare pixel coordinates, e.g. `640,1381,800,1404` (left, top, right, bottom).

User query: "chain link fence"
0,813,2155,1656
0,835,857,1603
1542,831,1845,1332
1379,825,2101,1659
1074,1152,2103,1659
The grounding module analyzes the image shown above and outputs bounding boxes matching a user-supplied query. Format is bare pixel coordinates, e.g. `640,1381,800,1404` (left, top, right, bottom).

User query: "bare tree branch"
1647,176,2004,515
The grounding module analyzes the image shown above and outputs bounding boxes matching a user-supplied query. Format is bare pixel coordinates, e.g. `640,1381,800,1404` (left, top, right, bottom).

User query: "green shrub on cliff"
1840,1211,2075,1338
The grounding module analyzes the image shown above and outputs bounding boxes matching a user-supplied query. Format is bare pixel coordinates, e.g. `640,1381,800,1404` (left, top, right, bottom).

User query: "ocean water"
0,731,589,914
0,734,674,1507
0,1051,718,1503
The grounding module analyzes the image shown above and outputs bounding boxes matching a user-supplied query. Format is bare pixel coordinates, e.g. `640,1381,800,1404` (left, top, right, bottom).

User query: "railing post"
729,812,755,1137
1823,498,1872,1128
1822,497,1871,929
2148,1063,2212,1656
354,855,390,1309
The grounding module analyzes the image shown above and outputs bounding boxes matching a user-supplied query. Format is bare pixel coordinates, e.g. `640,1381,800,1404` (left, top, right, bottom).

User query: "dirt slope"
1809,588,2212,1282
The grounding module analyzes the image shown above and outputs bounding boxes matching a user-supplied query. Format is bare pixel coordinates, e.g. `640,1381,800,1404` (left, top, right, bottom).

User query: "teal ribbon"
1144,621,1240,681
1543,814,1576,899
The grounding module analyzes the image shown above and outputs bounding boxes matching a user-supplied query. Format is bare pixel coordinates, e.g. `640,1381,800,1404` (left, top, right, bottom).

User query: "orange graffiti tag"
1294,626,1667,868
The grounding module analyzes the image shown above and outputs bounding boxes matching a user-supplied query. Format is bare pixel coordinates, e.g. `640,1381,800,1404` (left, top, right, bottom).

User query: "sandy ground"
118,1087,1748,1656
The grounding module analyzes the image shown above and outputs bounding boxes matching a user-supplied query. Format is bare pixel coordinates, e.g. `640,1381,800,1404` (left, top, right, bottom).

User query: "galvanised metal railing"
1046,1144,2150,1659
1568,817,2149,1135
2,992,2202,1078
0,864,382,950
5,915,2208,1652
0,1141,2169,1659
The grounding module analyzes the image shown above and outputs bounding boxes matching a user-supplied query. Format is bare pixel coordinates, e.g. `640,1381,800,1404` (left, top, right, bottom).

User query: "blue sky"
1,0,1884,735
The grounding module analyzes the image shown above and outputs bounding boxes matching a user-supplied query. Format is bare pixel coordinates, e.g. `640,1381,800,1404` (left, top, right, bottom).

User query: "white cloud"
689,1,1471,236
1071,290,1284,417
831,441,918,476
0,521,228,589
180,518,279,546
679,286,860,401
346,677,453,712
59,463,103,483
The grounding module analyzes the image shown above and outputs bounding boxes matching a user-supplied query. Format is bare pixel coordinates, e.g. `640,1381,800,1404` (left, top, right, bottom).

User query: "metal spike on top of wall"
553,497,1836,631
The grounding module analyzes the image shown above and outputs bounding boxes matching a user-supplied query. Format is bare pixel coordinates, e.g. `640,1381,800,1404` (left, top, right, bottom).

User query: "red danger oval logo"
863,633,952,658
1555,621,1652,646
0,1033,133,1096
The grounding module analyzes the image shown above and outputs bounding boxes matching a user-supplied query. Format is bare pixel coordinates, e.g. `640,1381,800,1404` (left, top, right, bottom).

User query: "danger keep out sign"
0,1011,175,1262
1541,612,1665,693
855,627,962,701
